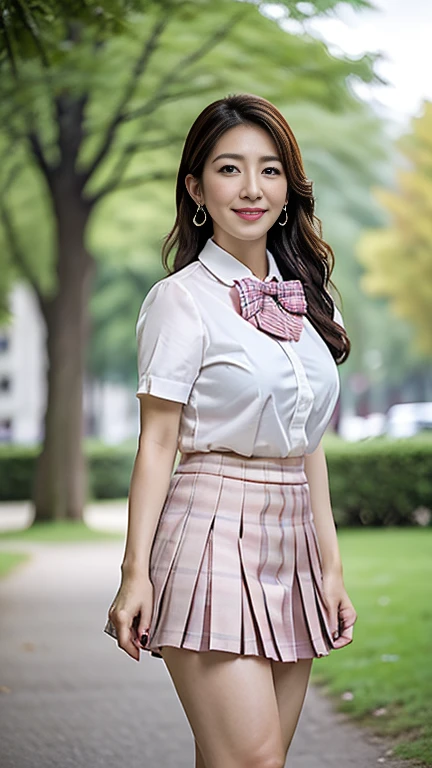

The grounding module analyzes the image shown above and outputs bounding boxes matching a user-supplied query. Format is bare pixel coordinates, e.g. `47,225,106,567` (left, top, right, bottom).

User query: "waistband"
176,451,307,485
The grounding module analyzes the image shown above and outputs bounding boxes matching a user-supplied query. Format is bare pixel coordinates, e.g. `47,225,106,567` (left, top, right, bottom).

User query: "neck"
211,232,269,281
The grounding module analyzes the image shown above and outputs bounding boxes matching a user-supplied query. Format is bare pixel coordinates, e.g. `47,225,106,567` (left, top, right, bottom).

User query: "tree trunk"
33,197,94,521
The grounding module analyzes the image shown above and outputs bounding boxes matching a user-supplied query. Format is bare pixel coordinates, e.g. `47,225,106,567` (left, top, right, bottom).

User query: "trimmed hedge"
0,436,431,526
0,444,38,501
324,434,432,526
0,442,135,502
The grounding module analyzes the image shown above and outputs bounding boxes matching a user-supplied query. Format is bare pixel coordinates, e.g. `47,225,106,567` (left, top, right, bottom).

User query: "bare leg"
271,657,313,757
191,656,313,767
160,646,285,768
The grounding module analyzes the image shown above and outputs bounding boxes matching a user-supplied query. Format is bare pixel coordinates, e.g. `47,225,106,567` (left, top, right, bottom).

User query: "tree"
0,1,143,70
357,100,432,357
0,0,380,521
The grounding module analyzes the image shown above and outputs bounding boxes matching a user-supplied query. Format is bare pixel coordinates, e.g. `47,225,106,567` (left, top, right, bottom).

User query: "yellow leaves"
356,99,432,356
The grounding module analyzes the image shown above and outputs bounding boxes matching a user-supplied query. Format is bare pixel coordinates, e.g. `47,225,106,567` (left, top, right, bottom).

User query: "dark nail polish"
140,633,148,647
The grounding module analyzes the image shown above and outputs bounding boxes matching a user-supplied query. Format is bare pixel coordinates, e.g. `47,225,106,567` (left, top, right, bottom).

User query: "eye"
219,165,238,173
218,165,281,175
263,167,281,175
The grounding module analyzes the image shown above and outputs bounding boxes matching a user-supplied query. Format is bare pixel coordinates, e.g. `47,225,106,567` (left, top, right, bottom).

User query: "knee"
237,750,285,768
255,759,284,768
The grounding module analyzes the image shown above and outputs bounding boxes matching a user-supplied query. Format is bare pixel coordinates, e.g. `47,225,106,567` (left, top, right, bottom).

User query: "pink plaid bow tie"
233,276,307,341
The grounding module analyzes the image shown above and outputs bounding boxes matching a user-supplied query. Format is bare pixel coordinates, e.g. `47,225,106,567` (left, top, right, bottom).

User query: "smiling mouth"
233,209,267,214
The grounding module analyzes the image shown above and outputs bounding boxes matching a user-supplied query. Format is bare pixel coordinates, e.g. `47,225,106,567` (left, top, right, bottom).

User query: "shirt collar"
198,237,283,286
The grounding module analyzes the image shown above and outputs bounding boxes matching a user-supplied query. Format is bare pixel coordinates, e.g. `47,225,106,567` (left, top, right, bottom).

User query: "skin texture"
185,123,288,282
161,648,313,768
107,123,357,766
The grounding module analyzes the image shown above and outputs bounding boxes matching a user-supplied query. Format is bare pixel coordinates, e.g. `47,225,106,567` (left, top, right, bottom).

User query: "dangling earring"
278,203,288,226
193,203,207,227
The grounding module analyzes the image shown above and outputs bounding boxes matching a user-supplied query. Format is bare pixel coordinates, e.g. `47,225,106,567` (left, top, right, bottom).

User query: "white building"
0,283,137,445
0,284,46,443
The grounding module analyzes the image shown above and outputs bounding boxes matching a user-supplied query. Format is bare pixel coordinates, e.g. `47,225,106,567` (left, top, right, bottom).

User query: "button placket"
275,335,314,450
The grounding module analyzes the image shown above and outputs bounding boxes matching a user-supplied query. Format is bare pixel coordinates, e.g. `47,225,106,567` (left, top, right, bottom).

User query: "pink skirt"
104,450,336,662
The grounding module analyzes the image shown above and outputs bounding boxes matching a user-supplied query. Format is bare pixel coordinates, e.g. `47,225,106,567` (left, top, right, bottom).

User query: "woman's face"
186,123,288,244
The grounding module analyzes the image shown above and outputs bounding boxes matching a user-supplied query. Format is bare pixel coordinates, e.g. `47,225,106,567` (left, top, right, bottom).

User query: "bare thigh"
193,656,313,767
160,645,286,768
271,657,313,756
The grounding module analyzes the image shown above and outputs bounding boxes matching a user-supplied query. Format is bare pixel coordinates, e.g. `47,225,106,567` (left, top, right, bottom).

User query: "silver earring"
278,203,288,226
193,203,207,227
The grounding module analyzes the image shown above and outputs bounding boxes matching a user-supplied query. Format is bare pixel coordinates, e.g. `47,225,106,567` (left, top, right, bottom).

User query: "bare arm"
304,439,357,647
108,393,183,660
121,393,183,579
304,440,342,577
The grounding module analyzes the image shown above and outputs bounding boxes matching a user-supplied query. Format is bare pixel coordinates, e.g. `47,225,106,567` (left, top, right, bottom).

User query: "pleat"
304,518,335,649
198,531,213,651
254,469,290,661
241,569,262,656
181,518,213,649
208,475,243,652
148,469,223,649
277,486,296,654
149,473,185,576
238,474,281,660
106,451,338,663
292,484,333,657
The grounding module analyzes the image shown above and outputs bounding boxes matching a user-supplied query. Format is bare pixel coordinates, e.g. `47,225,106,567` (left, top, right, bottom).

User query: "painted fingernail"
140,633,148,647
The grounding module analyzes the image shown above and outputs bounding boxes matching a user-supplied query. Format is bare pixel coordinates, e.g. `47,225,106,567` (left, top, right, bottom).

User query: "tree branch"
84,6,247,201
86,132,184,201
90,169,174,204
0,202,42,297
0,11,18,79
0,160,50,317
27,130,53,181
84,14,170,184
54,91,89,178
14,0,50,68
121,7,248,124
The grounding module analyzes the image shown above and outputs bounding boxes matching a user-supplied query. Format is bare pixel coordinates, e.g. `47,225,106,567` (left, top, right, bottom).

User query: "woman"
104,92,357,768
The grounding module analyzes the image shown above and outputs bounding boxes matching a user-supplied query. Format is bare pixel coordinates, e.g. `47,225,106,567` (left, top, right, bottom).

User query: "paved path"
0,512,416,767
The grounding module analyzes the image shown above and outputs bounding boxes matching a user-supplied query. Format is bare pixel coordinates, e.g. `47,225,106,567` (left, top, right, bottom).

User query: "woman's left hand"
321,571,357,649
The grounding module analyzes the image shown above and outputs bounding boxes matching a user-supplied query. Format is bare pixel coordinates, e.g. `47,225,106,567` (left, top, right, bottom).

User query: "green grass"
312,528,432,766
0,551,32,578
1,515,430,763
0,520,124,542
0,520,124,578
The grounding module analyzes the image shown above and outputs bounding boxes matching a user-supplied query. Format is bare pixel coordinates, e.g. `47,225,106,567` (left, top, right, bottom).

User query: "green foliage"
87,260,162,383
0,550,31,578
326,434,432,526
0,443,38,500
357,99,432,357
0,0,146,69
0,520,123,542
86,441,135,499
0,442,134,501
312,528,432,764
0,0,379,356
0,0,391,413
1,437,431,526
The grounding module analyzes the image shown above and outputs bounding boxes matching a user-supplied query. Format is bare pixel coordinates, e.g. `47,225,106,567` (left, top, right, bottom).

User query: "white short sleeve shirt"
136,237,344,457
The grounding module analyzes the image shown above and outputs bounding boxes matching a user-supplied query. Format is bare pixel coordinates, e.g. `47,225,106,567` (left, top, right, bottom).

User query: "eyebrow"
211,153,282,164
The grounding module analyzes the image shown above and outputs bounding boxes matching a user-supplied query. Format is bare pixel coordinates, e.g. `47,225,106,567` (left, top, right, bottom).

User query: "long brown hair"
161,93,350,364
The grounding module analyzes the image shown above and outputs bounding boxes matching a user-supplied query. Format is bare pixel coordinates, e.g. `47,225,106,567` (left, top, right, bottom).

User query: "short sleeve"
135,278,205,404
333,303,345,329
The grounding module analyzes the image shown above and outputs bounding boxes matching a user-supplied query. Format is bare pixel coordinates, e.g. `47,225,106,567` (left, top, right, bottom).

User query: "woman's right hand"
107,574,154,661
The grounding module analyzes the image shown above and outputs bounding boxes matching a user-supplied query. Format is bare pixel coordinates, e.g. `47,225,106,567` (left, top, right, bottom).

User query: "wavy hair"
161,93,350,364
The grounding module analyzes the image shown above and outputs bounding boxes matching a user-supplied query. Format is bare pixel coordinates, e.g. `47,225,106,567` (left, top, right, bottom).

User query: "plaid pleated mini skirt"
104,450,336,662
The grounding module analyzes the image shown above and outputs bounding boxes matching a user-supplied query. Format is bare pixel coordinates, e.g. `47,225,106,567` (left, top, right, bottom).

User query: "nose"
240,170,263,201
